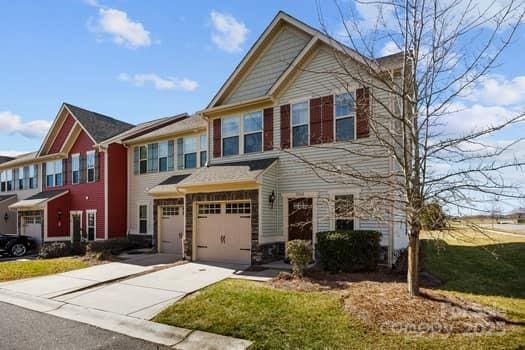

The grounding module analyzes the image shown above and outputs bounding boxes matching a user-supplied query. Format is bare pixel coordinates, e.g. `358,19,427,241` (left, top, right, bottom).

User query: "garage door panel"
159,206,184,255
196,202,251,265
23,216,42,247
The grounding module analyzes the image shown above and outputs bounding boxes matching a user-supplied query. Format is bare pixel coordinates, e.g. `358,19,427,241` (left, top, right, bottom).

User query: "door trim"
69,210,83,242
282,192,318,258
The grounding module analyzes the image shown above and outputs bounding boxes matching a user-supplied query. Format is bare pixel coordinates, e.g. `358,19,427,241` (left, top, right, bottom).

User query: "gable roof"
0,156,14,165
0,194,16,203
64,103,134,143
0,152,40,171
207,11,374,109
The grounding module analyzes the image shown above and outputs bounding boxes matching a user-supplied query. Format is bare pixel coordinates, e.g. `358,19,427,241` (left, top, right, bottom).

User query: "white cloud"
118,73,199,92
441,103,520,133
91,8,151,48
0,111,51,139
380,41,400,56
0,150,27,157
210,10,248,52
463,75,525,106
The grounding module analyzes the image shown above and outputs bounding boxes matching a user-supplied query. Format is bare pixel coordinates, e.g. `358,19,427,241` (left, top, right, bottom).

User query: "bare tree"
285,0,525,296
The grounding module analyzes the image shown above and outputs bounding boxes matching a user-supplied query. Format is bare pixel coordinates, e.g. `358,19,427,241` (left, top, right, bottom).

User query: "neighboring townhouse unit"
0,153,41,238
126,11,408,265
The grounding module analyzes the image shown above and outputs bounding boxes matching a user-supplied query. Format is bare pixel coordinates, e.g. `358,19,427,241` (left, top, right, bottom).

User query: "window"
23,167,29,190
54,160,63,186
200,134,207,167
139,146,147,174
29,165,37,189
222,116,240,156
0,171,6,192
139,205,148,234
5,169,13,191
86,210,96,241
162,206,180,217
71,154,80,184
225,202,251,214
183,137,197,169
46,162,54,187
335,92,356,141
158,141,169,172
86,151,95,183
335,195,354,231
198,203,221,215
17,168,23,190
243,111,263,153
292,102,309,147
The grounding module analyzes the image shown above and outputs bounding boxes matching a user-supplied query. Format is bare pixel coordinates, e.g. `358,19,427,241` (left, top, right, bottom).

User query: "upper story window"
183,137,197,169
0,171,6,192
29,165,37,189
139,146,147,174
200,135,207,167
46,160,62,187
243,111,263,154
87,151,96,183
158,141,169,172
5,169,13,191
292,102,309,147
71,154,80,184
222,116,240,157
335,92,356,141
17,168,24,190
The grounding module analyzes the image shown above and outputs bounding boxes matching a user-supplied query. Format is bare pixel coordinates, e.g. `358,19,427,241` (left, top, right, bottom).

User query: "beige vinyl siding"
224,25,311,105
209,43,404,252
259,160,282,243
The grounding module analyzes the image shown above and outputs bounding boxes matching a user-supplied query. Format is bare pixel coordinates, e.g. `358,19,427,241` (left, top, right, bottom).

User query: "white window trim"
71,153,80,185
137,202,150,235
183,136,198,169
86,150,95,183
221,115,241,158
333,92,357,142
158,141,169,172
199,134,208,167
86,209,97,241
290,100,310,148
242,111,263,154
328,189,360,231
46,162,55,188
139,145,148,175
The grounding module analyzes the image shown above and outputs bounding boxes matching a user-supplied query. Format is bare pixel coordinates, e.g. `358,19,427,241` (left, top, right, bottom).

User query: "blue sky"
0,1,523,210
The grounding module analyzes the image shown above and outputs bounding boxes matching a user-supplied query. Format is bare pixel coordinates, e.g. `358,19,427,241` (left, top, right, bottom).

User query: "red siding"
48,114,76,155
46,194,70,238
44,130,106,240
107,143,127,238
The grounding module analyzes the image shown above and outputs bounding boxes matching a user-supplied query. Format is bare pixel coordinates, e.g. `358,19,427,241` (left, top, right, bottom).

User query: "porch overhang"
9,190,69,210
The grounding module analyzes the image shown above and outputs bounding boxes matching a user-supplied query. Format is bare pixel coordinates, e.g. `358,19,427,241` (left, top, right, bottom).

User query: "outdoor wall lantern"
57,209,62,221
3,212,8,222
268,190,276,209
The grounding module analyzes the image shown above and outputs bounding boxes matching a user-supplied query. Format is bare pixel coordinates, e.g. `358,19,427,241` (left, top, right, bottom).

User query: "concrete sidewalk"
0,261,252,349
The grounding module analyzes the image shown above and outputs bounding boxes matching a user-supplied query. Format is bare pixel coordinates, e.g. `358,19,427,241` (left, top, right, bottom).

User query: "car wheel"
9,243,27,257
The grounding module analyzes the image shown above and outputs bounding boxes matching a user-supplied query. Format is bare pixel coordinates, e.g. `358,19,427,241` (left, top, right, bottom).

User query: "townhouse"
2,11,408,265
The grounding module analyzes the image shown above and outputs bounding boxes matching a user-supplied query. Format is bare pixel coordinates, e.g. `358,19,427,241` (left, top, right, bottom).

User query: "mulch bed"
270,269,511,335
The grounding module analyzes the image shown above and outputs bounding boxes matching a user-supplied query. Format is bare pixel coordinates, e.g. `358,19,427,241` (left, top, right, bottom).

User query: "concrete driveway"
54,262,242,319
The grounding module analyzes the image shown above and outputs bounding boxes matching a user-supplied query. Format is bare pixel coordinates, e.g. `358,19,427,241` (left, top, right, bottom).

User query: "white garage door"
196,202,251,265
22,215,42,246
159,206,184,255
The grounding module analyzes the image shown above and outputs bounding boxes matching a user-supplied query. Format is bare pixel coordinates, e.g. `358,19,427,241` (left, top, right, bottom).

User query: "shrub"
85,238,134,258
316,230,382,272
286,239,312,277
39,242,72,259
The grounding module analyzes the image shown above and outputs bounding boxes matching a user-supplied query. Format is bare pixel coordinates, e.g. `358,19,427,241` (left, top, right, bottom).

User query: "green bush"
316,230,382,272
39,242,72,259
286,240,312,277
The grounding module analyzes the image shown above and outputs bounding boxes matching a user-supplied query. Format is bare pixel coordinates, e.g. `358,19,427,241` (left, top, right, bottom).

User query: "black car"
0,233,35,257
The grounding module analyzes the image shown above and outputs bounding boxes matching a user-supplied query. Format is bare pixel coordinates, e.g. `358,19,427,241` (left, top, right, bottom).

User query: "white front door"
196,202,251,265
159,206,184,255
22,215,42,246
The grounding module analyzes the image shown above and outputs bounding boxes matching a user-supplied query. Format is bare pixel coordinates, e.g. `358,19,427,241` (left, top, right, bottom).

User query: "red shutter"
263,107,274,151
356,87,370,138
309,98,322,145
321,95,334,143
280,104,291,149
213,118,222,158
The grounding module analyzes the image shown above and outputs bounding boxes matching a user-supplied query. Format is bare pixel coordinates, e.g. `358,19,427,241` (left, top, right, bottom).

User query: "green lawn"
155,230,525,349
0,258,89,282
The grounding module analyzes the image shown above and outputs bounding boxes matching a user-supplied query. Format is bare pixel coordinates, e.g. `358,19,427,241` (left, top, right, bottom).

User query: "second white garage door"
196,202,251,265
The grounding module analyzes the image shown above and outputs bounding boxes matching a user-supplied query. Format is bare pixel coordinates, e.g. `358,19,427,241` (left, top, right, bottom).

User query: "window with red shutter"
309,98,322,145
280,104,291,149
321,95,334,143
263,107,273,151
356,87,370,138
213,118,221,158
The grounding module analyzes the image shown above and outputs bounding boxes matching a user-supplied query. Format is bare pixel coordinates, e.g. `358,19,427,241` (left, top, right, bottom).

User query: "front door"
72,214,81,243
288,198,313,241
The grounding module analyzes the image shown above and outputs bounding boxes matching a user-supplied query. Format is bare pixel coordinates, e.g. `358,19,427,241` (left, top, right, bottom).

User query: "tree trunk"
407,231,420,296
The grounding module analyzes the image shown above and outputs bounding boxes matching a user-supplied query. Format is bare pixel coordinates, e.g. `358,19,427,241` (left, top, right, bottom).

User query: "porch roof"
8,190,69,210
0,194,16,204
